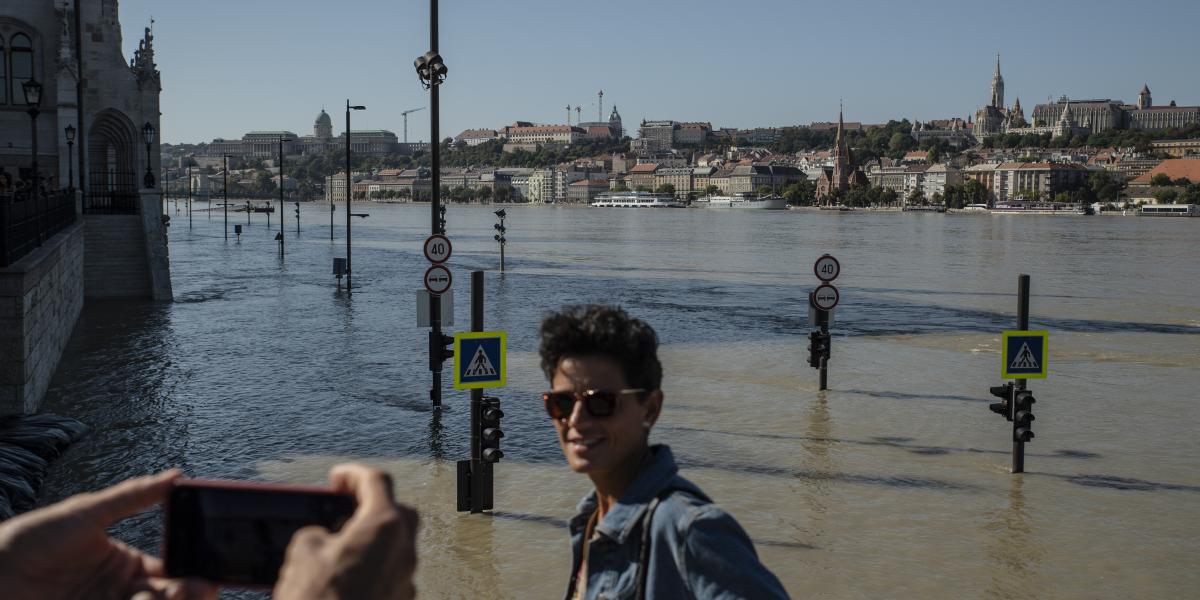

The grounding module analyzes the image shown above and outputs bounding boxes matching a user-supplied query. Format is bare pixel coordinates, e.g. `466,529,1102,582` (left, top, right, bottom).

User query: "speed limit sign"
423,234,452,264
813,254,840,282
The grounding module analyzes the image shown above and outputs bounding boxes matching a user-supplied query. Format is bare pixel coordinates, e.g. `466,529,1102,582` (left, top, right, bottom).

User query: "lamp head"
22,78,43,108
494,208,506,218
142,122,156,146
65,124,76,143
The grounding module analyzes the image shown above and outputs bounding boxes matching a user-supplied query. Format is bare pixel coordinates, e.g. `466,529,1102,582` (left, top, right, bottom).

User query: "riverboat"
698,194,788,210
962,204,990,212
590,191,684,208
1138,203,1200,217
902,205,947,213
991,202,1087,215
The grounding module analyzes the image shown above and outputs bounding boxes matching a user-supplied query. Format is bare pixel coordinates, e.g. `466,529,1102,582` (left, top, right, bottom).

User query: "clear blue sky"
117,0,1200,144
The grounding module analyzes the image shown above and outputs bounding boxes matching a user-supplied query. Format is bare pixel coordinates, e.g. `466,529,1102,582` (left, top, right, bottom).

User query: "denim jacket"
565,445,789,600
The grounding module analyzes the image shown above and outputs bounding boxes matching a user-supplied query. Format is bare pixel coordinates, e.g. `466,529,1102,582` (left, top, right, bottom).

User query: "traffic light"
807,331,826,368
294,202,300,218
493,222,506,244
428,331,454,371
438,204,447,234
480,397,504,463
1013,390,1035,442
989,383,1013,420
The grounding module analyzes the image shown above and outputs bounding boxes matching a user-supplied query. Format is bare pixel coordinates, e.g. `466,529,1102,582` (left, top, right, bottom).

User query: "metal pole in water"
818,310,829,391
470,270,484,513
223,155,228,240
1013,274,1030,473
427,0,445,408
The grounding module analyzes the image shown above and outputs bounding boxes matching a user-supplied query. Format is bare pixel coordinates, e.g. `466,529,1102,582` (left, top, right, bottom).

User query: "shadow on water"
1033,472,1200,493
843,388,989,404
664,425,1103,461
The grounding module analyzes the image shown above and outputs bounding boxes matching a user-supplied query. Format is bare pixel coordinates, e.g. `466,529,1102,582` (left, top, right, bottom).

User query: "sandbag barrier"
0,414,88,520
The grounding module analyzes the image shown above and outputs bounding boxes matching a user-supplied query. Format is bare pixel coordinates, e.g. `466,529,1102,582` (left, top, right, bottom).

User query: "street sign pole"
818,308,830,391
468,271,489,513
1013,274,1030,473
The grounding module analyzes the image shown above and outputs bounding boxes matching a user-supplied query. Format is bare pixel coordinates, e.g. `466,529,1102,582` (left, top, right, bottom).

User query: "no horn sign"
453,331,507,390
1001,330,1048,379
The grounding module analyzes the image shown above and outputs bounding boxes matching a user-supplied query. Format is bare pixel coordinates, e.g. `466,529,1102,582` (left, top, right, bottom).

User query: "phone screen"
165,481,356,586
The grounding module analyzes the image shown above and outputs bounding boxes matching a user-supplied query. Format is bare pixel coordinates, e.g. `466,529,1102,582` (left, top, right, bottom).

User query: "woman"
540,305,789,600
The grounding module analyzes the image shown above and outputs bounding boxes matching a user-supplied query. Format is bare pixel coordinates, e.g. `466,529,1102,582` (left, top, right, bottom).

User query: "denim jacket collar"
570,444,680,545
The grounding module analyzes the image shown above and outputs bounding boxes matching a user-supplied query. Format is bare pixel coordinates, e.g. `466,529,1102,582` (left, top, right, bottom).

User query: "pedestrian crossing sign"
1001,330,1048,379
453,331,507,390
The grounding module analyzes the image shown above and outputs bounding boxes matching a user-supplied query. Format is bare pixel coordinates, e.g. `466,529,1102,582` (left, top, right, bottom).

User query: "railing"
1,190,79,268
85,171,140,214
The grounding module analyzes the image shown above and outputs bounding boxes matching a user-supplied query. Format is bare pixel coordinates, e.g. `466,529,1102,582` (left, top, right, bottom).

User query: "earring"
642,421,652,430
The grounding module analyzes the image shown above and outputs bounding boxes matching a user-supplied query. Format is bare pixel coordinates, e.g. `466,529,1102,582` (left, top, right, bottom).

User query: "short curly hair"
539,304,662,391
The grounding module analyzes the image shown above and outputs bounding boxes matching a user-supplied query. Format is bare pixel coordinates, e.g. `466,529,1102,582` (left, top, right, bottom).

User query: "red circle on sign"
811,284,839,310
423,234,452,264
813,254,840,282
424,265,452,295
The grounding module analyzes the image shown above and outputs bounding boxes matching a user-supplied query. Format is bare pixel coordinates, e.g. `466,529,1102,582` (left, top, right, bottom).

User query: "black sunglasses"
543,388,646,420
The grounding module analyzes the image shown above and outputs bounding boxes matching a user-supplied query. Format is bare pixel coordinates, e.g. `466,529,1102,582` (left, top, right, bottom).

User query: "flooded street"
38,202,1200,598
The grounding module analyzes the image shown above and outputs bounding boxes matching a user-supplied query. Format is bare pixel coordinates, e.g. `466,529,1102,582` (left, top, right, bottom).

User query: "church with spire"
973,53,1024,138
815,104,867,204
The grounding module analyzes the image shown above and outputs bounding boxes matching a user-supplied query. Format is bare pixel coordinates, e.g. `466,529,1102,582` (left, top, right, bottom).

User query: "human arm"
273,463,420,600
0,470,217,600
681,506,790,600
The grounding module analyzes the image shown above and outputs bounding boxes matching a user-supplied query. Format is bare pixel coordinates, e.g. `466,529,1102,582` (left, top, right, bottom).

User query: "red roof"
1131,159,1200,184
628,163,659,173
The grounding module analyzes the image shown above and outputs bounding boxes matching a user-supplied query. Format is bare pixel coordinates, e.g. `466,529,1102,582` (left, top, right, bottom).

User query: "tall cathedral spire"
990,52,1005,109
832,100,851,194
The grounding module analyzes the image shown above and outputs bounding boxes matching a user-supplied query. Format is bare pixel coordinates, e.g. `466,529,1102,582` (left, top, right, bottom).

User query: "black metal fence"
0,190,78,268
85,171,140,214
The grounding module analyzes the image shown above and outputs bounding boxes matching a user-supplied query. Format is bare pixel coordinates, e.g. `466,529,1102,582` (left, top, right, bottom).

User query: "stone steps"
83,216,151,299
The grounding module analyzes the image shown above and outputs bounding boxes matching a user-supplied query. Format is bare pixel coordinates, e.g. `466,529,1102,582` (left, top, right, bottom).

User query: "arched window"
10,33,33,106
0,35,6,104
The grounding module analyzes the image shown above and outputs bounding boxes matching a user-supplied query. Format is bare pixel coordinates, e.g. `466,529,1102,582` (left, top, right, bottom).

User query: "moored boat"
591,191,684,208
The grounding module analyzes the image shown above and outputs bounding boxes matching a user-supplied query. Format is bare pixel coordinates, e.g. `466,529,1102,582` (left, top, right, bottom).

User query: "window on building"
11,33,33,106
0,36,6,105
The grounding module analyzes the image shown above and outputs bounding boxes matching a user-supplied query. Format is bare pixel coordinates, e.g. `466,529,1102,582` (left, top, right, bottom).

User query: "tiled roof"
1131,159,1200,184
628,163,659,173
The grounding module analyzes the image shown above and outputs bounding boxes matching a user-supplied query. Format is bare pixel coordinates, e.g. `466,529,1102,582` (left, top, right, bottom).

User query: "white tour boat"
1138,203,1200,217
590,191,685,208
699,194,788,210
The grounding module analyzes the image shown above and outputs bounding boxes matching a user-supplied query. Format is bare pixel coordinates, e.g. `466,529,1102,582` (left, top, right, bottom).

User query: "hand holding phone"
164,464,418,598
274,465,419,600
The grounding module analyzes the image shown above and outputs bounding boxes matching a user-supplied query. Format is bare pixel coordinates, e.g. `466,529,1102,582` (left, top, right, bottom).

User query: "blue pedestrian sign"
453,331,507,390
1001,330,1048,379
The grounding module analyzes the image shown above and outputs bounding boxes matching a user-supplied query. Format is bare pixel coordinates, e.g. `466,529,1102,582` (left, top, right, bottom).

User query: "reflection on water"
35,203,1200,598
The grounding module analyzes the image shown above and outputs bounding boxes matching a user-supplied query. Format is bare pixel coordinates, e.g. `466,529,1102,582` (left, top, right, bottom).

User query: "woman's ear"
643,390,663,428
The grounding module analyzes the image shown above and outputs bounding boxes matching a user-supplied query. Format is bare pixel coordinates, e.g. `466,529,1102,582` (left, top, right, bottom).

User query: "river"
37,201,1200,598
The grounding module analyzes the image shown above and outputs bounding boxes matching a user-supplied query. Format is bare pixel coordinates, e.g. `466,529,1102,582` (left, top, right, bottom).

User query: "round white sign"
813,254,840,282
423,234,452,264
811,284,840,311
424,265,452,296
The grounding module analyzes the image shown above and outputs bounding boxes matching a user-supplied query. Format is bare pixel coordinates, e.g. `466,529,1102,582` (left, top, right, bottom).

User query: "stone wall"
0,223,84,415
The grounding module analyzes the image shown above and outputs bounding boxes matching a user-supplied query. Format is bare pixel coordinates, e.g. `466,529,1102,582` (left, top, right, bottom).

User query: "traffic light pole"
1013,274,1030,473
469,271,488,513
427,0,447,409
817,309,830,391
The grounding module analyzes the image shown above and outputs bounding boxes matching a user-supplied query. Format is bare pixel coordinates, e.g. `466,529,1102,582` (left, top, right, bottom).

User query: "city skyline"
115,0,1200,144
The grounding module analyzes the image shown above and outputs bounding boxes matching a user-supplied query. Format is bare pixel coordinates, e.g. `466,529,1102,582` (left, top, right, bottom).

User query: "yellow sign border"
1001,330,1048,379
453,331,507,390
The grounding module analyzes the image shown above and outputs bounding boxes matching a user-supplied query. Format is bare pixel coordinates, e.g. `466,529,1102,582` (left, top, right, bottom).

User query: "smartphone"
164,478,357,587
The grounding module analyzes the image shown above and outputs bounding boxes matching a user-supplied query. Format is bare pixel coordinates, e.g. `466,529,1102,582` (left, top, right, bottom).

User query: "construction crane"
401,107,425,143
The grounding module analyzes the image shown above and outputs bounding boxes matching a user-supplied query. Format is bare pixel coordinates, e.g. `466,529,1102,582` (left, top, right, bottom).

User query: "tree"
477,187,493,203
1173,177,1193,186
612,181,629,192
705,184,719,196
1087,171,1126,203
1153,188,1179,204
963,180,990,206
888,132,914,154
495,186,512,203
927,144,942,163
757,185,773,197
655,183,676,196
1150,173,1173,186
906,188,925,205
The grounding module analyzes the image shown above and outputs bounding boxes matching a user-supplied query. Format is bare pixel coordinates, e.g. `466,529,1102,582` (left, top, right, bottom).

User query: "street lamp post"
223,155,229,240
278,136,286,254
22,79,43,244
415,0,449,407
142,122,156,189
64,124,76,193
345,100,365,290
